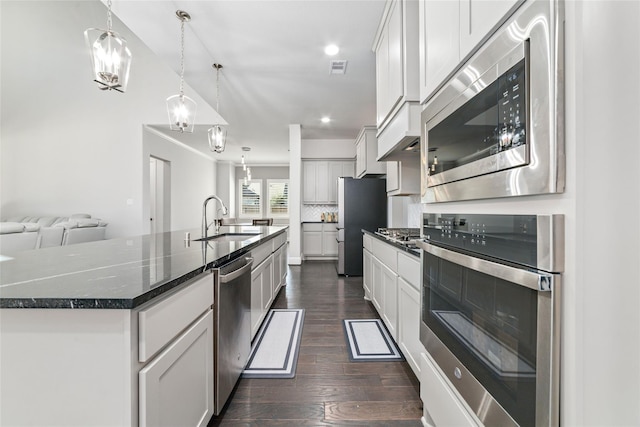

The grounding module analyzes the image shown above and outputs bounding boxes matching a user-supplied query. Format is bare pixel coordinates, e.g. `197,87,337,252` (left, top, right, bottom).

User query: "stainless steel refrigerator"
336,177,387,276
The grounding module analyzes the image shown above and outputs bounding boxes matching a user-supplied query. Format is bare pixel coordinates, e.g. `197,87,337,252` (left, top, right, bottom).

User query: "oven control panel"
422,213,538,268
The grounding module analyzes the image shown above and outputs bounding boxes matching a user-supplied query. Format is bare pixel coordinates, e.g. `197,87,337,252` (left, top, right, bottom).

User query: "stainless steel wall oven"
421,0,564,202
417,213,563,426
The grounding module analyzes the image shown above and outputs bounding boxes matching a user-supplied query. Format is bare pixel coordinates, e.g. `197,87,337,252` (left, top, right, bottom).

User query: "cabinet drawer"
363,233,373,251
272,231,287,250
420,352,480,427
302,223,323,232
251,241,272,267
139,273,214,362
372,238,398,272
398,252,420,289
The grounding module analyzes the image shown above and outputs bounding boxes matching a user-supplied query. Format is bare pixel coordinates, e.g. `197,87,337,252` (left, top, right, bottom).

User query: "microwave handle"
416,240,554,292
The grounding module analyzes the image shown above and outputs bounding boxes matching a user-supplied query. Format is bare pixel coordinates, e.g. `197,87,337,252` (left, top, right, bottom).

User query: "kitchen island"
0,225,288,427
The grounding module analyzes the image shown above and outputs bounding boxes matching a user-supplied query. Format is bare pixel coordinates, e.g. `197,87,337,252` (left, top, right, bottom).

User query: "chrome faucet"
202,195,229,237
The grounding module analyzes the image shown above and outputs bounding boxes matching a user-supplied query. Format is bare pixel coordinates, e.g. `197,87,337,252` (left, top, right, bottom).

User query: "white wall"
142,128,216,234
0,1,222,238
421,2,640,425
289,125,302,265
301,139,356,159
216,162,236,218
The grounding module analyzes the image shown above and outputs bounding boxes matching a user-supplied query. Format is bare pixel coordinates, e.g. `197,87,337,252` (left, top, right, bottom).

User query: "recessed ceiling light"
324,44,339,56
321,117,331,124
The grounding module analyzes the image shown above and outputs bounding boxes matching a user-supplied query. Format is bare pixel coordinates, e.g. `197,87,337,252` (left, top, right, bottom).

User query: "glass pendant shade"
166,94,197,133
208,125,227,153
84,29,132,92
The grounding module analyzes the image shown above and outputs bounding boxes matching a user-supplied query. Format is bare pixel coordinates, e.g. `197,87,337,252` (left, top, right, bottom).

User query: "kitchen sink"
194,232,260,242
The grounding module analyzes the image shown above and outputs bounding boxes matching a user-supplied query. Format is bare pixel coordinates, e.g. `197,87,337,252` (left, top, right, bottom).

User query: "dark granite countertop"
0,225,287,309
362,229,420,258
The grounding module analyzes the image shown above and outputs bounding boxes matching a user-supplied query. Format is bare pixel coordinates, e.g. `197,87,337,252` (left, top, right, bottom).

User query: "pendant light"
166,10,196,133
242,147,251,184
208,63,227,153
84,0,132,92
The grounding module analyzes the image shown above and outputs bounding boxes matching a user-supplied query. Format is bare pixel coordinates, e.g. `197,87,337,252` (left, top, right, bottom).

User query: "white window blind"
240,180,262,217
268,180,289,217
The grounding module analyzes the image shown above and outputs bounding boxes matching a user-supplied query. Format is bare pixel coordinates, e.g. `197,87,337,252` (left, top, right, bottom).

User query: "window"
239,179,262,218
267,180,289,217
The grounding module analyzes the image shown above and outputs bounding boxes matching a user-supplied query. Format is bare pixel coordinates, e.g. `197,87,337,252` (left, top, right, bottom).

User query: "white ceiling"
110,0,387,165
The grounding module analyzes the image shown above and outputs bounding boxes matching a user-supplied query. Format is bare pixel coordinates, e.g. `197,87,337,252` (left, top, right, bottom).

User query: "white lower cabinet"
363,247,373,300
364,233,424,380
302,223,338,259
139,310,214,427
398,277,421,376
420,352,481,426
250,235,288,339
381,261,398,340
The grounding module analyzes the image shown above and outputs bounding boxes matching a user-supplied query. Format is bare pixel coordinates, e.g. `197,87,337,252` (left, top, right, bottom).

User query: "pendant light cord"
106,0,113,32
179,18,186,98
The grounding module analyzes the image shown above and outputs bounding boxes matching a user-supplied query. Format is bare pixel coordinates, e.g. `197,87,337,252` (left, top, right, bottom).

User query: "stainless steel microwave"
421,0,565,203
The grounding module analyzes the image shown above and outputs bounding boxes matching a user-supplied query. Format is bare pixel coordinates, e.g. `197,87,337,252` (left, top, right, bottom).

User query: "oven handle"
416,240,554,292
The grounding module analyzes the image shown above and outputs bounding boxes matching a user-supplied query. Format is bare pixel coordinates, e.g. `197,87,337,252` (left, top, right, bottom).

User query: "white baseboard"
287,256,302,265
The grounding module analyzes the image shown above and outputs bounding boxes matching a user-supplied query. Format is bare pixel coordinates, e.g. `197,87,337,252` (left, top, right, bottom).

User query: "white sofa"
0,214,107,255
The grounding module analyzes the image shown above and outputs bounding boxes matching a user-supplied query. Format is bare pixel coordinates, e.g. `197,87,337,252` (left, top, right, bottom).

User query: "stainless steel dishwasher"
212,255,253,415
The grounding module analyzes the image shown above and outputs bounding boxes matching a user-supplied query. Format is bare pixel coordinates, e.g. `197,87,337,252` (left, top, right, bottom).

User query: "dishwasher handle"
219,257,253,284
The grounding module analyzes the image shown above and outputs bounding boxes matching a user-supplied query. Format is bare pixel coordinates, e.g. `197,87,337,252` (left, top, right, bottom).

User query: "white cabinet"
459,0,521,59
419,0,460,103
250,235,288,339
386,159,421,196
374,0,419,131
328,161,355,203
398,276,422,377
419,0,521,103
381,261,398,339
139,310,214,427
303,160,354,204
364,233,424,379
302,222,338,259
251,255,273,338
303,161,329,204
355,126,386,178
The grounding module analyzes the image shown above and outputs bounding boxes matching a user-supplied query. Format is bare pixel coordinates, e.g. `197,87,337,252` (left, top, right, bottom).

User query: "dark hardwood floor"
209,261,423,426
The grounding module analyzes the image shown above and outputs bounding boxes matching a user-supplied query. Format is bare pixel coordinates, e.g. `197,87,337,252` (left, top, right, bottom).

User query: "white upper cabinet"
374,0,420,131
355,126,386,178
459,0,522,59
303,160,354,204
386,158,421,196
419,0,522,104
419,0,460,103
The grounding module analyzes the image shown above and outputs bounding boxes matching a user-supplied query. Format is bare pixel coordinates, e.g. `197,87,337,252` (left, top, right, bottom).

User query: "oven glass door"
422,248,538,426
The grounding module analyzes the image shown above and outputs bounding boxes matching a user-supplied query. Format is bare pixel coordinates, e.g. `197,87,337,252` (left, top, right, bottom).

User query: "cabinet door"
421,0,460,102
398,277,423,378
386,161,400,193
303,161,317,204
328,162,344,204
303,231,323,256
375,28,390,127
355,139,366,178
459,0,520,59
381,262,398,340
251,263,264,339
139,310,214,427
342,161,355,178
323,230,338,256
273,247,282,295
371,256,384,312
261,256,274,312
316,161,330,203
386,0,404,115
363,249,373,300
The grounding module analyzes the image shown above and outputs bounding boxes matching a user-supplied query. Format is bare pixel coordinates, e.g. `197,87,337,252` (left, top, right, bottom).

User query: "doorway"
149,156,171,235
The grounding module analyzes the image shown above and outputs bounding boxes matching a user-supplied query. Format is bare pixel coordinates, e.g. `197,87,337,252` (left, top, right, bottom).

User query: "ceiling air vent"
329,59,348,75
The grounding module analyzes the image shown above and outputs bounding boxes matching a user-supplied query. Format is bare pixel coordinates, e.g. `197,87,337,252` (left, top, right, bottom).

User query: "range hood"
376,101,421,161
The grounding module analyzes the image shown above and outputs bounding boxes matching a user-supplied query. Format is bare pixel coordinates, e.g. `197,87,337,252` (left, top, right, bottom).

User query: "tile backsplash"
301,204,338,222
